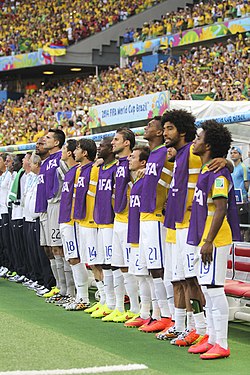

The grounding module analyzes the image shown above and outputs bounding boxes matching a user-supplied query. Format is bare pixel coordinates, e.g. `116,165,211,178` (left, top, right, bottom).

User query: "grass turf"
0,278,249,375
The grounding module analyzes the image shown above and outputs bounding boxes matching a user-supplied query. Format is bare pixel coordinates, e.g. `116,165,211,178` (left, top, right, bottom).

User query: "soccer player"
43,129,67,301
34,137,58,297
187,120,241,359
68,138,99,310
87,137,117,318
9,154,31,281
103,127,138,322
163,109,232,345
0,153,15,278
138,117,174,333
57,139,82,307
124,145,152,328
27,152,56,296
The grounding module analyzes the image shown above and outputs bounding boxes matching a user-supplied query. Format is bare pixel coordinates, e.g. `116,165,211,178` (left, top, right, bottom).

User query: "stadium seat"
226,243,250,322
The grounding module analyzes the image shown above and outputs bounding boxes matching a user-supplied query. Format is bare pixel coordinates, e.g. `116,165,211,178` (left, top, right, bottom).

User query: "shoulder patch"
215,178,224,189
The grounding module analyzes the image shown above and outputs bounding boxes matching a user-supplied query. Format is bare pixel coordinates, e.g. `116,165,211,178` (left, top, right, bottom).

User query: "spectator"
231,146,249,202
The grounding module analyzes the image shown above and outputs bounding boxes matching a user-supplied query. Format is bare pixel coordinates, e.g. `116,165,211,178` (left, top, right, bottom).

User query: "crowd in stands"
123,0,250,43
0,0,160,56
0,34,249,146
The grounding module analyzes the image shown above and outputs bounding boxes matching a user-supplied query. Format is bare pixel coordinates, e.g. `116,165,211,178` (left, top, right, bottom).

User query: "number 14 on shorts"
88,246,97,261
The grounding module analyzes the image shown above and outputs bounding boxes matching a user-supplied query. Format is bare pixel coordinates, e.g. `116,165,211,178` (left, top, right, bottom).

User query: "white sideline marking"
0,364,148,375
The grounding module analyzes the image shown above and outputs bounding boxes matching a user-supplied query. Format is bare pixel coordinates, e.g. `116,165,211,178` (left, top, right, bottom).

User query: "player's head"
144,116,164,143
45,129,65,150
97,137,114,160
5,153,14,173
162,109,196,149
36,137,48,157
230,146,242,163
193,120,232,159
111,127,135,155
13,154,25,172
22,152,32,171
74,138,97,162
129,145,150,172
30,151,42,174
0,153,7,172
61,139,77,161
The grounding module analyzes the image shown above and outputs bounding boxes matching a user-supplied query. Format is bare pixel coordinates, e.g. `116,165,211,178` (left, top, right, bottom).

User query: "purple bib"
128,178,144,244
58,165,78,224
73,162,94,220
45,151,62,200
164,143,192,229
187,167,241,246
114,156,130,213
35,158,49,213
94,162,116,225
140,145,168,213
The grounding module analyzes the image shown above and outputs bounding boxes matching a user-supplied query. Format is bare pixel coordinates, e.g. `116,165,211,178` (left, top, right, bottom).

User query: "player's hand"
94,158,104,167
136,168,146,179
167,147,177,161
207,158,226,173
200,242,213,265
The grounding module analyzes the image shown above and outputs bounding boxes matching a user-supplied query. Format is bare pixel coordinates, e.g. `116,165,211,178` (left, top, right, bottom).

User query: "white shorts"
198,245,231,286
39,213,49,247
111,221,131,267
139,221,165,270
77,224,98,265
60,222,80,261
129,246,149,276
164,242,176,282
47,202,62,247
172,228,198,281
97,227,113,265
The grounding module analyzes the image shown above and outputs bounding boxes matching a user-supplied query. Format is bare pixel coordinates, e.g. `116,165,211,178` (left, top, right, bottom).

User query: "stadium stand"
0,0,162,55
0,34,249,146
123,0,250,42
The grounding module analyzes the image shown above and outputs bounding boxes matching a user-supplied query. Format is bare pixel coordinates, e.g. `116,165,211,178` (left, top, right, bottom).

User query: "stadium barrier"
0,109,249,154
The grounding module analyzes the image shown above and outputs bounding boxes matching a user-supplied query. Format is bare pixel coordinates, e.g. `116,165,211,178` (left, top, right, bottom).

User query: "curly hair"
201,120,232,159
161,109,196,142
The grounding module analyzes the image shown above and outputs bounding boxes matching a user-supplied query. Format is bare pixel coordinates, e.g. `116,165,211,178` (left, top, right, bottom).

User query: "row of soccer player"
0,109,240,360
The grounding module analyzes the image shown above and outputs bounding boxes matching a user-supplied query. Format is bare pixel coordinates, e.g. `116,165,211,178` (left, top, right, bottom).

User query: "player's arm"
242,164,249,192
200,197,227,265
207,158,234,173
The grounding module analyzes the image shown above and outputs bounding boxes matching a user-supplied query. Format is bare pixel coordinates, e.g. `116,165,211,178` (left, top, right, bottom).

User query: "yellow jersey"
199,166,232,247
176,145,201,229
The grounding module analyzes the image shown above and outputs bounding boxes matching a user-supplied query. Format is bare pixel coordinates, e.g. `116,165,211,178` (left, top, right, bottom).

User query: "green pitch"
0,278,249,375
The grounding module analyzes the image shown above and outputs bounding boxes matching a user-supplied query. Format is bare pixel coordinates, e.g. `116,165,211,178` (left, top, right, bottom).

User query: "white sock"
50,259,59,289
123,273,140,314
153,277,171,318
54,255,66,296
71,262,89,303
96,280,106,305
186,311,195,331
63,259,75,297
193,312,207,335
103,269,115,310
208,287,229,349
148,275,160,320
113,269,125,312
137,276,151,319
164,281,175,319
203,289,216,345
175,308,186,332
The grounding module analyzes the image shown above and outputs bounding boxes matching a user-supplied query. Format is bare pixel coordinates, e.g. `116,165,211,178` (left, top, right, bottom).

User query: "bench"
225,242,250,321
